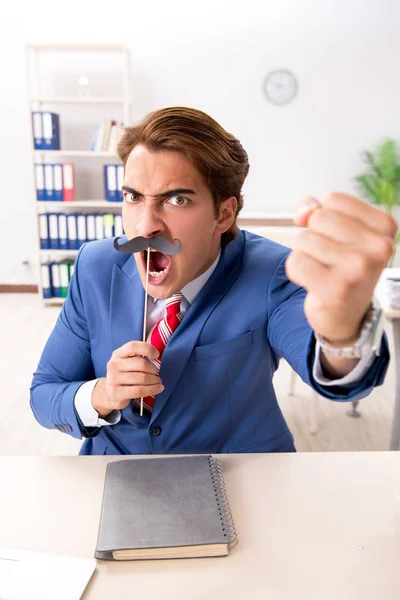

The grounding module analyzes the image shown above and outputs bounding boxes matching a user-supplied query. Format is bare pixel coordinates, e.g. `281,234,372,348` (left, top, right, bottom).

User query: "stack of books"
90,120,124,153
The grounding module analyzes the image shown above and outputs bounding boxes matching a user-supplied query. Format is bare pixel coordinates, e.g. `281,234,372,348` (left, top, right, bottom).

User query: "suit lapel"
109,254,145,352
150,230,245,424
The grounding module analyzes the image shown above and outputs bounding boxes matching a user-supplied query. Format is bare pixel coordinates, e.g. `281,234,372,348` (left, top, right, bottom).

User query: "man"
30,107,395,455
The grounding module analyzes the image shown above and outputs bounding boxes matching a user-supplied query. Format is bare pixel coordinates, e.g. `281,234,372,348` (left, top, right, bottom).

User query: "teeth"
149,268,167,277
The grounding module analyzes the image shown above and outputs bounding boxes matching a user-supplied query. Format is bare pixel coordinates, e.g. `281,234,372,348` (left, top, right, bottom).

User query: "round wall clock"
263,69,298,105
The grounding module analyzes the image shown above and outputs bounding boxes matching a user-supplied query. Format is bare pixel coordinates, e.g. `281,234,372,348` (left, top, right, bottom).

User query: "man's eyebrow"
121,186,197,198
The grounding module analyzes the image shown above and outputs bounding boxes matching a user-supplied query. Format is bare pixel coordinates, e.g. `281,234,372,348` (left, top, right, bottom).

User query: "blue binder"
35,164,45,201
67,214,79,250
77,214,87,247
53,164,63,201
50,262,61,297
58,214,68,250
86,214,96,242
44,164,54,201
39,214,49,249
117,165,124,201
32,112,44,150
104,164,118,201
42,112,61,150
48,214,59,249
41,263,52,299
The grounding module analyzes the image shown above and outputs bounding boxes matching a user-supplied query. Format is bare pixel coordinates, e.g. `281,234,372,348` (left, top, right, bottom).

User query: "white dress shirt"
74,251,377,428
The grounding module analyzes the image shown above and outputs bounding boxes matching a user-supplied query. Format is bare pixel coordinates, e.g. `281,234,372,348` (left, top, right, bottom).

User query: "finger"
323,192,398,239
114,341,160,360
294,228,394,268
117,356,159,375
285,251,337,304
117,383,165,400
294,197,321,228
111,372,162,387
308,207,374,245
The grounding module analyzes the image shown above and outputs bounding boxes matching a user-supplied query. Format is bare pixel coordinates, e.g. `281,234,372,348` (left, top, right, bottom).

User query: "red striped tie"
138,292,183,413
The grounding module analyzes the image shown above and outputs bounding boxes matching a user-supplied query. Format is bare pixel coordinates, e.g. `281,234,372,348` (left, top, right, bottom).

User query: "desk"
382,309,400,450
1,453,400,599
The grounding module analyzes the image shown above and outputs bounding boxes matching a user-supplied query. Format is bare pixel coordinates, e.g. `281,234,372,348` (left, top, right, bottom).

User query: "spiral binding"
207,455,237,546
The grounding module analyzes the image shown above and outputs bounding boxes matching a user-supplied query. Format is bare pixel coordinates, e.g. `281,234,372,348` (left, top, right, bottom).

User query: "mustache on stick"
113,235,183,255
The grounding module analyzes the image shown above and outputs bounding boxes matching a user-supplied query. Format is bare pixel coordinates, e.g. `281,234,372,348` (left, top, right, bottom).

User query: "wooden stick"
140,248,151,416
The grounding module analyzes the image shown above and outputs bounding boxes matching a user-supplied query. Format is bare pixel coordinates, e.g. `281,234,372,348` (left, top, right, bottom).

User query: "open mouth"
142,250,171,283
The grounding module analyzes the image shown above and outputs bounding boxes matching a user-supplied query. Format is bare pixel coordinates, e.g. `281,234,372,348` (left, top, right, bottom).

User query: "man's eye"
124,192,141,203
167,195,190,207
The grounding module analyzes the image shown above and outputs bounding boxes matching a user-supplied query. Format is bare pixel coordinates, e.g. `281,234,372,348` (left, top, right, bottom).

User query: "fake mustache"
113,235,183,255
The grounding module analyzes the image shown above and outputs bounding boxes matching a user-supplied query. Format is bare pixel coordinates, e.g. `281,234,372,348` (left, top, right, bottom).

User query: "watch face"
263,69,298,105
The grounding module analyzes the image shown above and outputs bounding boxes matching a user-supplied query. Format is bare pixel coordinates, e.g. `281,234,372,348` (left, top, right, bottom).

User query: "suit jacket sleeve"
266,253,390,401
30,244,99,439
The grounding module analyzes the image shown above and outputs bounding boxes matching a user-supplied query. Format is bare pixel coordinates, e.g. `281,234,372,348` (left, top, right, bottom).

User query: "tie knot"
165,292,183,317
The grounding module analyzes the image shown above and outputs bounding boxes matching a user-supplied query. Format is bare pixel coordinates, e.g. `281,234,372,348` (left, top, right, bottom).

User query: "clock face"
263,69,298,105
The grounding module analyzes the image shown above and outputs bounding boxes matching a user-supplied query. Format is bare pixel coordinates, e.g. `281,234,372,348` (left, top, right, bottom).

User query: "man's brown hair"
117,106,250,246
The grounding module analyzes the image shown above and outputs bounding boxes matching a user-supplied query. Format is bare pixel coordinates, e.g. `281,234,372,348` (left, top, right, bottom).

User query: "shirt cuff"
313,340,377,386
74,379,121,427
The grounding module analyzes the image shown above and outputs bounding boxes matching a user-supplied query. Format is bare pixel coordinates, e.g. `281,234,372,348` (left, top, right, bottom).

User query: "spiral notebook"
95,455,237,560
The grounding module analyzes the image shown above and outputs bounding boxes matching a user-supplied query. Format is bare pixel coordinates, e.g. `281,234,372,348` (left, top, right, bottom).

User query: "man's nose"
135,204,165,238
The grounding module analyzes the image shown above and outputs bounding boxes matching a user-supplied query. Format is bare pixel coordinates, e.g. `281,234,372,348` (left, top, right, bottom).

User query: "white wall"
1,0,399,284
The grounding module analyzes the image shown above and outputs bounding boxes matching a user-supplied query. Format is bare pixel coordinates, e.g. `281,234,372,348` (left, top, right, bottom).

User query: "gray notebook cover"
95,455,236,560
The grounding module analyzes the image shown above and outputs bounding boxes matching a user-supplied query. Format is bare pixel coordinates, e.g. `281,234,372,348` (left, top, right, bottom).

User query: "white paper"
0,549,96,600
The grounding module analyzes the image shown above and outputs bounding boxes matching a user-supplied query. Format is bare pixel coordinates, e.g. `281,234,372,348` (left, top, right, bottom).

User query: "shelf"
27,43,128,52
40,249,79,256
33,150,118,157
44,298,65,306
32,97,128,104
37,200,122,208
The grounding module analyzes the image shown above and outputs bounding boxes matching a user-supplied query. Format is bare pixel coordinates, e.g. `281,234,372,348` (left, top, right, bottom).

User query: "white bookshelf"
32,97,128,104
33,150,119,158
37,200,123,209
26,43,132,305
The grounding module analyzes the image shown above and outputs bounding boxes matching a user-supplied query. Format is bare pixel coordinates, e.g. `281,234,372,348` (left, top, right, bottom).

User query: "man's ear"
215,196,238,234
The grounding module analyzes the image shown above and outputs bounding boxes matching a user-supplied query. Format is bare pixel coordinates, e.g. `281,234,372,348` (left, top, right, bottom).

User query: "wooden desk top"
1,452,400,600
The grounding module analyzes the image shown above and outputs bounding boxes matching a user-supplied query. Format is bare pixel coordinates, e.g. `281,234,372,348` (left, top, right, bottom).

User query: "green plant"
355,138,400,265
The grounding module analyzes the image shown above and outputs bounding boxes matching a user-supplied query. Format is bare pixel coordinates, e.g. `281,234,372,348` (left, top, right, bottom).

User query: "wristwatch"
315,302,385,359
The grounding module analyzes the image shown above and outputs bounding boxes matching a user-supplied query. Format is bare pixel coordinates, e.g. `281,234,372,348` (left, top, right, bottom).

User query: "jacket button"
149,427,161,436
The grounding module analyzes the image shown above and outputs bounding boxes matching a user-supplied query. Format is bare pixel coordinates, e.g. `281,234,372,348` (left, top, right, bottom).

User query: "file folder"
39,214,49,249
41,263,52,299
59,262,69,298
48,214,59,249
67,260,74,282
42,112,61,150
53,164,63,201
50,263,61,297
32,112,44,149
77,214,87,246
58,214,68,250
95,215,104,240
103,214,114,238
114,214,124,237
44,164,54,201
67,214,79,250
62,163,74,201
104,165,118,201
35,164,45,201
86,214,96,242
117,165,124,201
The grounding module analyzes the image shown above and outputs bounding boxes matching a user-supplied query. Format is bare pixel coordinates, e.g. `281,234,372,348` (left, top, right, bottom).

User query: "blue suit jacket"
30,230,389,455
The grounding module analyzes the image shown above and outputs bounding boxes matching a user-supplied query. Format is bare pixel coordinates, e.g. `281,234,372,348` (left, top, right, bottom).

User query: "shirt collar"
151,251,221,306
